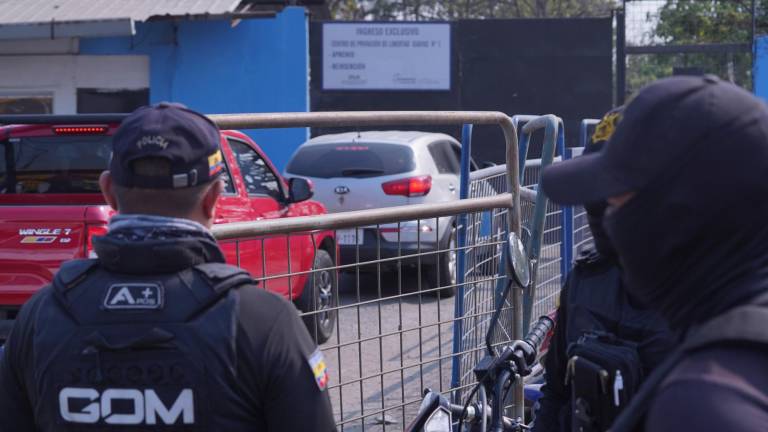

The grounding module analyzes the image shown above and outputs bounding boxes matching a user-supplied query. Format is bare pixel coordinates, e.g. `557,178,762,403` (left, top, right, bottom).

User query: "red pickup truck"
0,116,337,343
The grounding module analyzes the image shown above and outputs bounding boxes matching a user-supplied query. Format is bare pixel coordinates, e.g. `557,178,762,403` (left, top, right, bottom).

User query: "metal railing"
512,115,564,334
449,165,534,408
208,111,532,430
450,115,563,411
520,157,564,333
213,202,521,430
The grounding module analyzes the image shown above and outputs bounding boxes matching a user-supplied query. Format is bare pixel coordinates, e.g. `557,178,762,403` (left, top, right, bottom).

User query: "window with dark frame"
219,153,237,195
0,95,53,114
76,88,149,114
428,141,460,175
227,139,283,201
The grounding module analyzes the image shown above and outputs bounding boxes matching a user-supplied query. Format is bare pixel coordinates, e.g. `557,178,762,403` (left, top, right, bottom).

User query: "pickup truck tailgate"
0,206,90,306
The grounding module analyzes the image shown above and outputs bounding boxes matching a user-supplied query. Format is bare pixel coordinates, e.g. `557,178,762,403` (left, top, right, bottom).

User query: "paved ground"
318,244,564,432
320,270,456,432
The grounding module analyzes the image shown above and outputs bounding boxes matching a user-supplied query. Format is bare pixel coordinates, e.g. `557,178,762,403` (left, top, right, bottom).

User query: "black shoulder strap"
574,249,602,268
609,295,768,432
52,259,99,293
192,262,255,293
48,259,100,325
185,263,256,318
683,303,768,351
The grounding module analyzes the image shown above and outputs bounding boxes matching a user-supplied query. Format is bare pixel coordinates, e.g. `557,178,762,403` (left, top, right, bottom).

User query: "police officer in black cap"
0,103,336,431
532,108,674,432
541,76,768,431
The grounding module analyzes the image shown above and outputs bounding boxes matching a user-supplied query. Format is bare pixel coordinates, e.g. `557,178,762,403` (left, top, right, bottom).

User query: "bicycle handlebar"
448,402,516,430
465,315,555,431
523,315,555,354
496,314,555,369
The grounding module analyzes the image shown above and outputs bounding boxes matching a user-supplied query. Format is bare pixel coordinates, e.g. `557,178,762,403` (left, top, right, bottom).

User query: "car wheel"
297,249,337,344
425,225,457,298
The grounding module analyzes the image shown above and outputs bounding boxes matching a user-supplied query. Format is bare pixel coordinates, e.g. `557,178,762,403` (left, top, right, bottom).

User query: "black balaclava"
584,200,615,260
603,111,768,331
583,107,623,261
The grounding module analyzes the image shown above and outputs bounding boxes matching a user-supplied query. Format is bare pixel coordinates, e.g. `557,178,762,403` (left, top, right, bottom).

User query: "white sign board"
322,23,450,91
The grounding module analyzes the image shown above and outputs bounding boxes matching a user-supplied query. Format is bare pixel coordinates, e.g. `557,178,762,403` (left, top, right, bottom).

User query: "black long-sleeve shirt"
532,254,674,432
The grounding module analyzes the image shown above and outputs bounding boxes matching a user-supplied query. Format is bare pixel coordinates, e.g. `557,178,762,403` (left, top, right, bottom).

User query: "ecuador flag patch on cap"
208,150,224,176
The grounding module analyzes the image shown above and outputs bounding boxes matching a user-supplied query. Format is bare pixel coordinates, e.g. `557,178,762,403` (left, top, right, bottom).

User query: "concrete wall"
754,36,768,102
79,7,309,170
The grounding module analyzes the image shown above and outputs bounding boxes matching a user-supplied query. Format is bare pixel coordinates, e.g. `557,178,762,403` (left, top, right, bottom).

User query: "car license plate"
337,229,363,245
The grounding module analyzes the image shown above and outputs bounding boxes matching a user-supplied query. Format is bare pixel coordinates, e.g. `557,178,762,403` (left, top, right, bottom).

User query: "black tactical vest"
565,252,672,377
30,259,254,431
561,252,674,432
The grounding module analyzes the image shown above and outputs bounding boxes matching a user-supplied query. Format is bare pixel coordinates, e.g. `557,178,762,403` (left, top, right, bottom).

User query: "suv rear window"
286,143,415,178
1,135,111,194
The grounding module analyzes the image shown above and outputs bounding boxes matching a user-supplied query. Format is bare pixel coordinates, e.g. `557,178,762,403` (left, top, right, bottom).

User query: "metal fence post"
559,125,573,284
561,151,573,284
517,116,561,334
567,119,600,264
511,115,534,182
518,132,531,182
450,123,473,399
579,119,600,150
616,6,626,105
556,122,566,164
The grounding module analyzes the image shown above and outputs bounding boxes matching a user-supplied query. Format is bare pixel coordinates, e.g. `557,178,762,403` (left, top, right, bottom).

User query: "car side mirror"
288,177,314,203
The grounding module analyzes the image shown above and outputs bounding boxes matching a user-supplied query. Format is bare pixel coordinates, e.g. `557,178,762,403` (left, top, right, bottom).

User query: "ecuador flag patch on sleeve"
308,349,329,391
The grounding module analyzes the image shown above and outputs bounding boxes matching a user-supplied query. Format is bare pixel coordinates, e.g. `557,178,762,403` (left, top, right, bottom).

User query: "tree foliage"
627,0,763,93
655,0,760,44
327,0,617,20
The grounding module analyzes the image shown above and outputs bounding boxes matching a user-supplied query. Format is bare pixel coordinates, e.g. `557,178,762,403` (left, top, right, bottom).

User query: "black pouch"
566,332,643,432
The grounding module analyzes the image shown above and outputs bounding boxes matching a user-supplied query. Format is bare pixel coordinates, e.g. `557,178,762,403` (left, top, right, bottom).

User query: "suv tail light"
84,224,109,258
381,175,432,197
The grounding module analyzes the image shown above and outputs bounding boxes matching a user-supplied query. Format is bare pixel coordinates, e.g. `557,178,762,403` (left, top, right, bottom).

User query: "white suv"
285,131,478,296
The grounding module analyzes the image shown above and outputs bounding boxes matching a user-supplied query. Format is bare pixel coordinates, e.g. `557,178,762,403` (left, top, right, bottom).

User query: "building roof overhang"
0,0,243,40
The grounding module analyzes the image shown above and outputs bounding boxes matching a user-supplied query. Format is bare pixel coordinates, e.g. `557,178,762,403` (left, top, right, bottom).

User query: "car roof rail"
0,114,129,125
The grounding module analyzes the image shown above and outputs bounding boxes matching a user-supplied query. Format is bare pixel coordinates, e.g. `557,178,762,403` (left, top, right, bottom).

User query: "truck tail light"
381,175,432,197
53,125,109,135
84,224,108,258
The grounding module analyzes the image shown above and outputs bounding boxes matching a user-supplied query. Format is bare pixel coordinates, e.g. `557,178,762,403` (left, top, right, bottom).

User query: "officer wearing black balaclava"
541,75,768,431
532,108,675,432
0,104,336,431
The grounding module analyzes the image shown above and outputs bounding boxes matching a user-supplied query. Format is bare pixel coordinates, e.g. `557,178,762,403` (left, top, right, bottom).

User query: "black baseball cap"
110,102,224,189
541,75,768,205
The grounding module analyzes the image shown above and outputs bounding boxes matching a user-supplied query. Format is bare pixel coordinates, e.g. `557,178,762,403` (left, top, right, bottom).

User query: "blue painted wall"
80,7,309,170
754,36,768,102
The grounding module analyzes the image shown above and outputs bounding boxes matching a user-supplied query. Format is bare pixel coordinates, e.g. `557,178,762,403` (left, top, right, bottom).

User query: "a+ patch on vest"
104,283,164,310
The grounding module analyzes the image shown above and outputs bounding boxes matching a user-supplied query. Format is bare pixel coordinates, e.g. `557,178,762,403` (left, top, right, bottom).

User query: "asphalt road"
321,270,456,432
318,245,564,432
